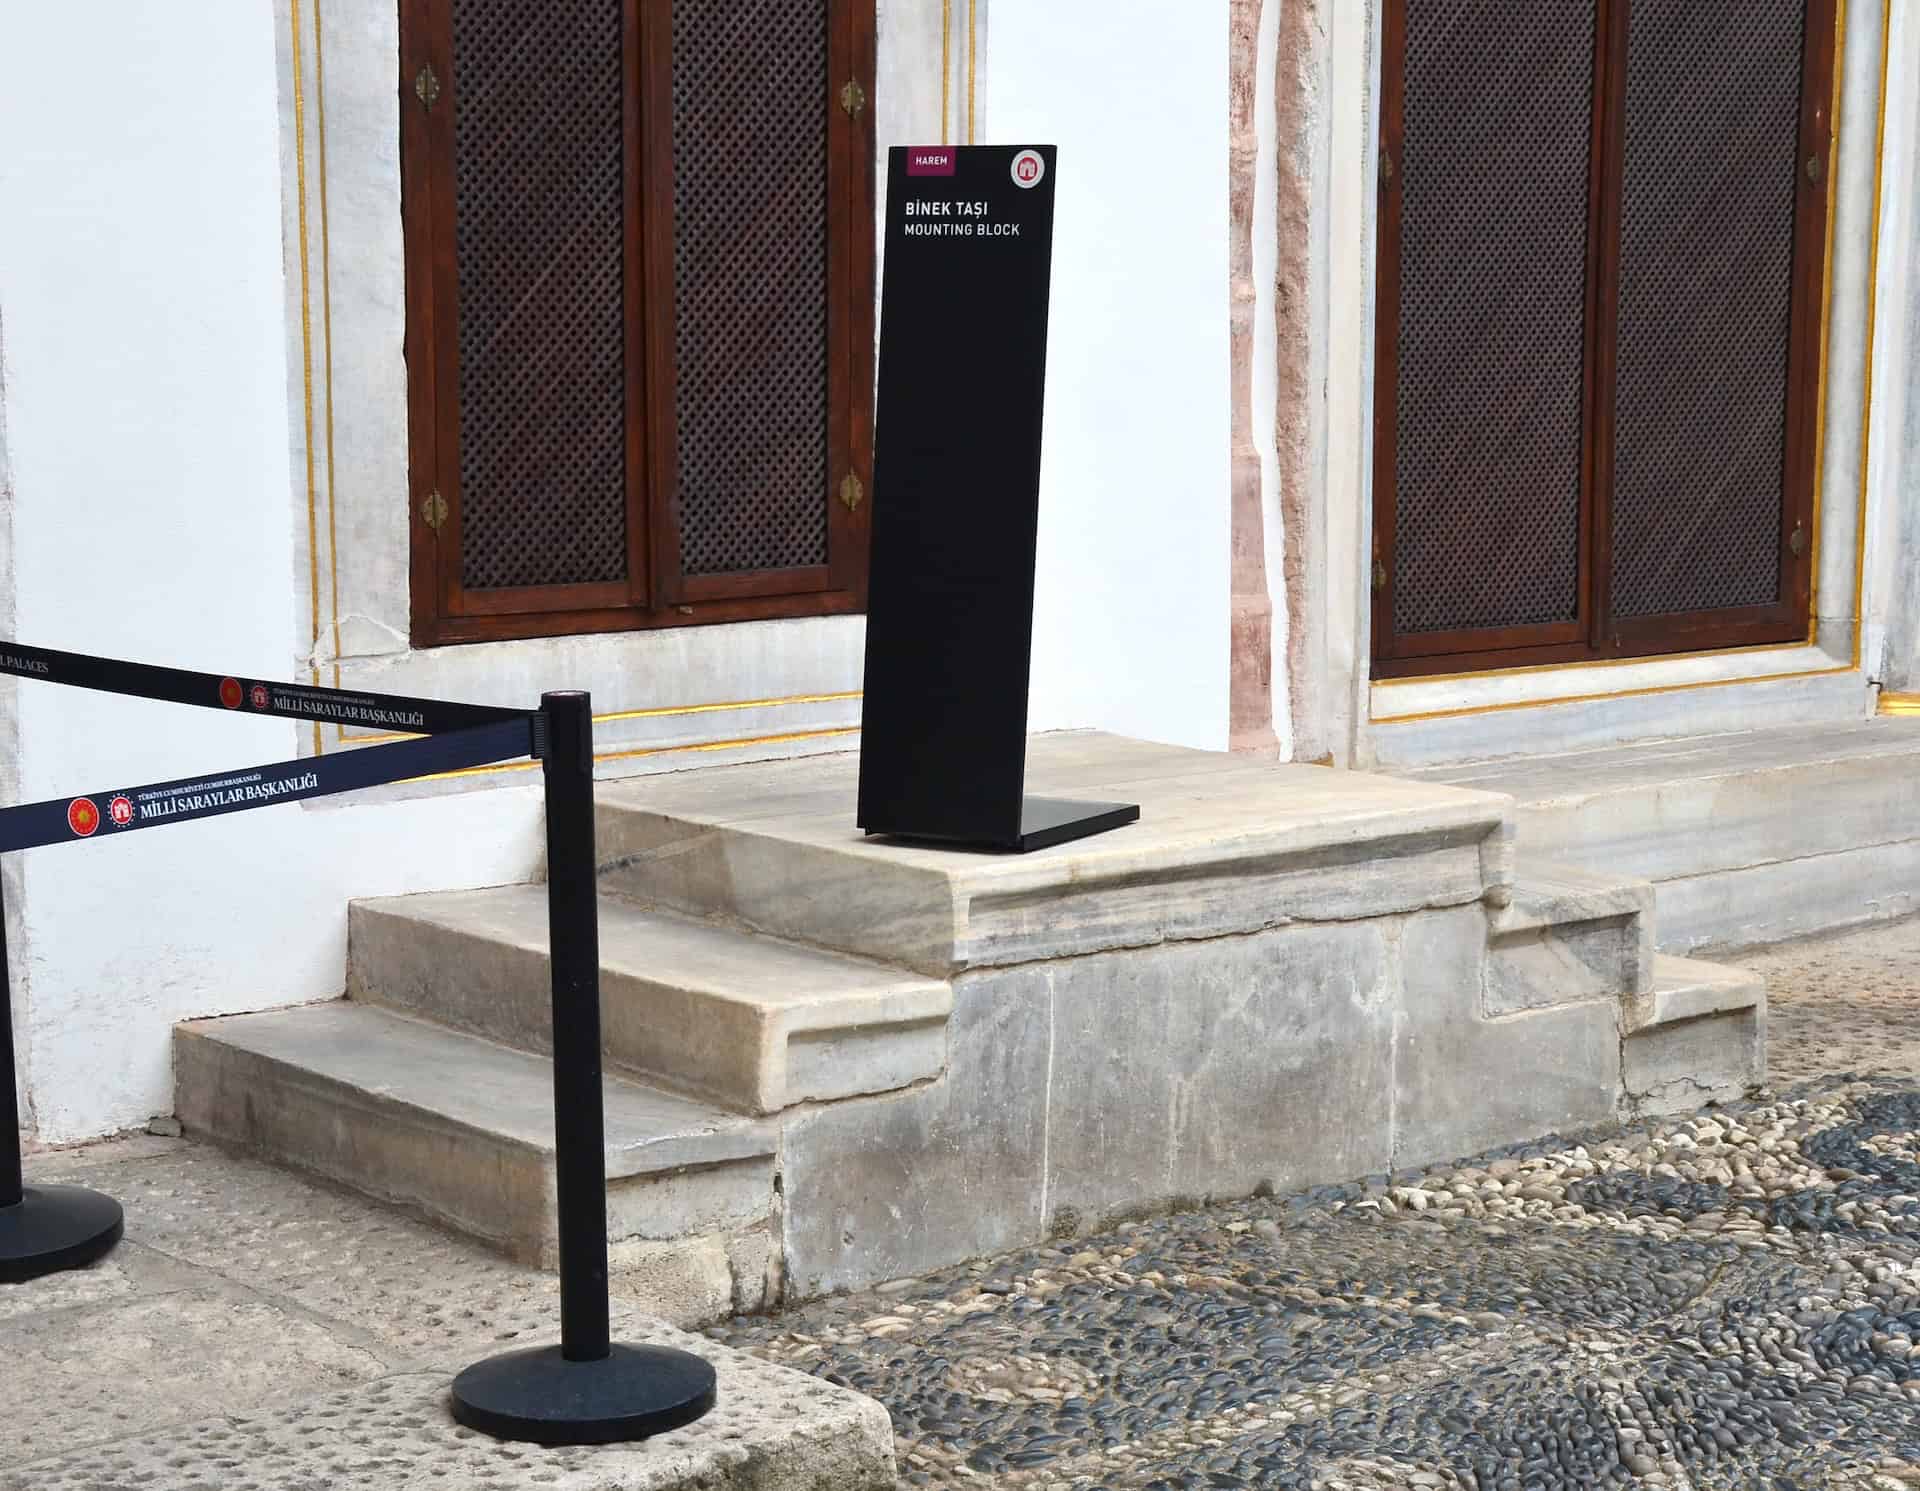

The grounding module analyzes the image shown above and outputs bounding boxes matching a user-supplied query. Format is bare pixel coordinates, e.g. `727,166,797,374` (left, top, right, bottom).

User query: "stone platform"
174,732,1763,1309
1417,717,1920,953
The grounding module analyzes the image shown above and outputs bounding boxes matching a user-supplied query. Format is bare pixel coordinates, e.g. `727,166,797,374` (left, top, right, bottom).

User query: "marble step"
594,730,1517,976
1626,952,1765,1035
1622,953,1767,1117
1415,718,1920,952
1485,857,1655,1011
174,1001,776,1267
348,885,952,1116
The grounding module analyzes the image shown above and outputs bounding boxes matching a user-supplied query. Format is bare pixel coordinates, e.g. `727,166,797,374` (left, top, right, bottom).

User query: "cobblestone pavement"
720,917,1920,1491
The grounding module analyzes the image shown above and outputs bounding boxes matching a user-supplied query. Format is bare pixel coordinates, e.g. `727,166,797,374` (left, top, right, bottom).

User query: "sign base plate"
1015,796,1141,852
871,796,1139,854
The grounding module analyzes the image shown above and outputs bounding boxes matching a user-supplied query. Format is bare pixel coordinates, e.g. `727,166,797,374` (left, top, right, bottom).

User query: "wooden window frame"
1371,0,1834,680
399,0,875,649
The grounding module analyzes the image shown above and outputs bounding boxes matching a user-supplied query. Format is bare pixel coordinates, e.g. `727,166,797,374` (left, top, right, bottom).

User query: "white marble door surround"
270,0,986,781
1298,2,1917,769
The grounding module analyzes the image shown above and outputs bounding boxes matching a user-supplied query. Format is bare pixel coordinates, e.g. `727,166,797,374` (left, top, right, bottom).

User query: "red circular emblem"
108,795,135,827
250,683,270,710
67,798,100,837
219,677,243,709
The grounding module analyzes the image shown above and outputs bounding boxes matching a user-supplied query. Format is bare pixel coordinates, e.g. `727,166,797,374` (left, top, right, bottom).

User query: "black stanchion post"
449,691,717,1445
0,882,18,1213
0,867,124,1282
547,690,611,1361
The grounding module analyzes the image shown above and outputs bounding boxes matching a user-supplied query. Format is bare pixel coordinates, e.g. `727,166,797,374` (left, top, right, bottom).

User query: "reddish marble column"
1274,0,1327,764
1228,0,1279,757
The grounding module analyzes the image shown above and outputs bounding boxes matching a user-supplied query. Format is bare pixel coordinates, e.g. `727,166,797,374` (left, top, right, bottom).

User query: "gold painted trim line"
1378,666,1855,727
596,689,863,725
1372,638,1820,690
966,0,978,144
1848,0,1892,669
301,0,358,748
941,0,952,144
414,726,863,784
289,0,324,756
314,0,343,693
600,725,861,766
1878,692,1920,716
335,689,867,747
1807,0,1847,643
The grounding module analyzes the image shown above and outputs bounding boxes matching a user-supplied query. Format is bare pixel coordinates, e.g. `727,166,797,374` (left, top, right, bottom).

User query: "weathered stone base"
778,905,1641,1296
596,735,1761,1298
174,733,1767,1310
1622,955,1768,1117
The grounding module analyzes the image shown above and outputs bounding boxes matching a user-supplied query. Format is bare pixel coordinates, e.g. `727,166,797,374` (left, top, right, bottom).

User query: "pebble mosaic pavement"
718,916,1920,1491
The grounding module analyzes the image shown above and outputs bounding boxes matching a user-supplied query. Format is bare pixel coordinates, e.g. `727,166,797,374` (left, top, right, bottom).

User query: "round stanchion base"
0,1184,124,1283
449,1342,717,1446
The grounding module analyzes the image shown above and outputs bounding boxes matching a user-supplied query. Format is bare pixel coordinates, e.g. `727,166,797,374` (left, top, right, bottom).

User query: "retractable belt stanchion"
0,873,124,1282
0,647,707,1440
449,691,716,1446
0,640,537,1285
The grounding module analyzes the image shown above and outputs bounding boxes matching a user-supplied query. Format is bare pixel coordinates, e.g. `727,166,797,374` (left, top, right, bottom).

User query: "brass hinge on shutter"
1805,152,1824,184
414,64,441,111
1379,145,1395,190
1371,554,1388,593
1789,522,1808,557
838,473,865,512
839,80,866,119
420,490,448,531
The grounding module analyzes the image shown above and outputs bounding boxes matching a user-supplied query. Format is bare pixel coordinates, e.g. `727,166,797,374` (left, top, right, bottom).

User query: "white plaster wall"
987,4,1232,751
0,4,550,1142
0,4,282,1138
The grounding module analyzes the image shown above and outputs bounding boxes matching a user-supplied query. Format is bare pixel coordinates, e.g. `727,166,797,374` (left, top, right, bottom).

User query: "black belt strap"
0,642,524,735
0,718,535,853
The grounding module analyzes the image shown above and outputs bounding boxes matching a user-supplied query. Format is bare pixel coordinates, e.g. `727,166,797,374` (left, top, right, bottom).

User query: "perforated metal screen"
1609,2,1805,619
672,0,831,578
450,0,630,592
1392,0,1595,637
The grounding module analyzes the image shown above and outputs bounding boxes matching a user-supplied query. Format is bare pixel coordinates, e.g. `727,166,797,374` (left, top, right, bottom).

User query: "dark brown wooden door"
1373,0,1833,678
400,0,874,647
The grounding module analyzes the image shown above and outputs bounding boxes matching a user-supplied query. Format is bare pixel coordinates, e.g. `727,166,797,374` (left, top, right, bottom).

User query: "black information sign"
857,145,1139,853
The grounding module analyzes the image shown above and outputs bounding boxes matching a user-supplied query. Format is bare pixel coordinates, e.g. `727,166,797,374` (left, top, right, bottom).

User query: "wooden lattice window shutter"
399,0,875,646
1373,0,1833,676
